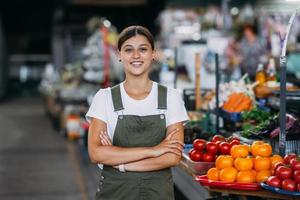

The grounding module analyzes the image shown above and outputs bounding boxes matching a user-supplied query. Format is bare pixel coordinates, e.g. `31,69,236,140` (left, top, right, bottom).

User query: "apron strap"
111,84,124,112
157,84,167,110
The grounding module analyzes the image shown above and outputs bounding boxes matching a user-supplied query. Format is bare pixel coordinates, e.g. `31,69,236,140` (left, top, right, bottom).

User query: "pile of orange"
207,141,283,184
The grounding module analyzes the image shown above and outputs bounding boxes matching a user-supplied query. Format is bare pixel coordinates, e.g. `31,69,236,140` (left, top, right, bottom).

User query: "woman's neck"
247,35,257,43
123,78,153,99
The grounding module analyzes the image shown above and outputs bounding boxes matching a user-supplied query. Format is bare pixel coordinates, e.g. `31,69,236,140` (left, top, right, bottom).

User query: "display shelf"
268,92,300,116
174,157,300,200
196,175,261,191
206,186,298,200
260,183,300,197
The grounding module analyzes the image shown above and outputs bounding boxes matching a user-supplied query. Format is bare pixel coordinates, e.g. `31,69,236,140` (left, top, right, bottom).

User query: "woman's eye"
124,48,133,52
140,48,148,52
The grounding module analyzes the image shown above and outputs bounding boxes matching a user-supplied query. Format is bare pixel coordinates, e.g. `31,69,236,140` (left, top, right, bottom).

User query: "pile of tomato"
188,135,240,162
206,141,283,184
266,153,300,192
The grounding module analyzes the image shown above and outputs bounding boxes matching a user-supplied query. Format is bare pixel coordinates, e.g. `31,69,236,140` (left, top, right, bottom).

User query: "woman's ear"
152,49,157,61
117,51,121,62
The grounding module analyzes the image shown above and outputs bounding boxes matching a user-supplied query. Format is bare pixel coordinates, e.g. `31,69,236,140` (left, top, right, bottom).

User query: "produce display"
222,92,253,113
265,154,300,192
241,112,300,142
205,141,281,184
188,135,240,162
208,75,256,111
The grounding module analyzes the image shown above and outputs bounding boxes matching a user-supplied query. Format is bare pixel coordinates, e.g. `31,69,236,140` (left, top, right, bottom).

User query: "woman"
86,25,189,200
239,24,268,81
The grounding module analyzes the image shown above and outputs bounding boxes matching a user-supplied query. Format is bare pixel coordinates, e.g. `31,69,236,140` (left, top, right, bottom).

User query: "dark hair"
243,24,258,35
117,25,154,51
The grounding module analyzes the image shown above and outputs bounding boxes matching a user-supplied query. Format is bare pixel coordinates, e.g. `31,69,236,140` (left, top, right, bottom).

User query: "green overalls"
96,84,174,200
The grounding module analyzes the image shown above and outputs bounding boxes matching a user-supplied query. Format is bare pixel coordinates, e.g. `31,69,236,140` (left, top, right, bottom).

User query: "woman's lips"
130,61,143,67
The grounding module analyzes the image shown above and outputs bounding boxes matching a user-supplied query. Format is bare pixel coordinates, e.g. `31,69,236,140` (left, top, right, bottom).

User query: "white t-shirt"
86,81,189,140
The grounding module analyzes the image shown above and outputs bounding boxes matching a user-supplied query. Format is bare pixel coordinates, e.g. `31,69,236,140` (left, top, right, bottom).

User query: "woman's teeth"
131,61,143,67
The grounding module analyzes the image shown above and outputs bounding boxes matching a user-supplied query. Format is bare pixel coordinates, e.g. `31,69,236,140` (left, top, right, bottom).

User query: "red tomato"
193,139,206,151
290,157,300,171
218,142,231,155
206,142,218,155
189,149,202,162
282,179,296,192
293,170,300,184
274,162,285,172
283,153,297,165
230,139,240,147
226,136,240,143
297,183,300,192
266,176,282,188
275,166,293,180
212,135,226,143
202,152,215,162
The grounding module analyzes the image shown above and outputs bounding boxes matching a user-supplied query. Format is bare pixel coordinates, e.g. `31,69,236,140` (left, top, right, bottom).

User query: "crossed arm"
87,118,184,172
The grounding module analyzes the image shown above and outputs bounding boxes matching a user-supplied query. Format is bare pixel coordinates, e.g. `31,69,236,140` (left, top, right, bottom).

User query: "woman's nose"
132,50,140,58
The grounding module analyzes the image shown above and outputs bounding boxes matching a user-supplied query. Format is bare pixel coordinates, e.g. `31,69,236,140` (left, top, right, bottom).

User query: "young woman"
86,25,189,200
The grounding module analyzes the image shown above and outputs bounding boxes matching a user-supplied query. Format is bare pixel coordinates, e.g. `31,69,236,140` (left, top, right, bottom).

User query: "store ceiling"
0,0,165,54
70,0,147,6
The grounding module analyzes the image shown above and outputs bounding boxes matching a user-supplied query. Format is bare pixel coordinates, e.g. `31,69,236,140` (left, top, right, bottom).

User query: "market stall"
39,17,121,145
170,4,300,199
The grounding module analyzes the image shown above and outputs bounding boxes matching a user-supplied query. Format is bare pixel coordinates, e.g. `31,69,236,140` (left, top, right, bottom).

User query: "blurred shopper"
238,24,268,81
224,37,243,81
86,25,188,200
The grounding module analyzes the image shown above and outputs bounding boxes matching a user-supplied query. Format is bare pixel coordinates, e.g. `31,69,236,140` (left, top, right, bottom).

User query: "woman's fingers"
99,134,109,145
99,131,112,145
166,128,179,140
169,140,185,147
170,148,183,156
168,143,184,153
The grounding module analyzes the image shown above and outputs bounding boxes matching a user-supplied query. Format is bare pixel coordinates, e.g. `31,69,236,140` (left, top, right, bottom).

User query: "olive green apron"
96,84,174,200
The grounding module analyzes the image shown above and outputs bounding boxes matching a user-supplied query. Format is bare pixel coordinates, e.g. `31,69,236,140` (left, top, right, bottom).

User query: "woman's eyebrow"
123,43,150,48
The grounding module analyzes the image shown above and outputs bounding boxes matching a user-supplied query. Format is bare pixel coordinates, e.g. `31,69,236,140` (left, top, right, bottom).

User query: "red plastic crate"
195,175,261,191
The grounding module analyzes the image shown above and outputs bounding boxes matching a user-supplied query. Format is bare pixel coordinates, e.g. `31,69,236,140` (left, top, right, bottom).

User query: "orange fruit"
230,144,249,159
253,156,271,171
216,155,234,169
251,141,264,148
257,143,272,157
270,154,283,168
234,157,253,171
251,169,257,177
207,167,220,181
236,170,256,183
251,141,264,156
251,142,272,157
256,170,272,182
219,167,238,182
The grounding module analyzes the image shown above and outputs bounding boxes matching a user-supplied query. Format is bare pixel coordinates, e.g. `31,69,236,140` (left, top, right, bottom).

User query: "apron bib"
96,84,174,200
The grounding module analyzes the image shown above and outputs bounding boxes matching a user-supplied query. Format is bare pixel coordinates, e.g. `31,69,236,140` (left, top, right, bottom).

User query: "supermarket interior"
1,0,300,199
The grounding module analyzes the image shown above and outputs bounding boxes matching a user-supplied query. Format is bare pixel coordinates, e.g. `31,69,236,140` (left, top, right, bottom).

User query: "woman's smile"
130,61,144,67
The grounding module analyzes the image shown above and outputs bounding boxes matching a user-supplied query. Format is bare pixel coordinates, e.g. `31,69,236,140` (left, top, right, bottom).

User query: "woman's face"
119,35,155,77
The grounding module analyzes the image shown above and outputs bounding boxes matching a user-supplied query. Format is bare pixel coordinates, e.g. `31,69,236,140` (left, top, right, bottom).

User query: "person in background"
86,25,189,200
238,24,268,81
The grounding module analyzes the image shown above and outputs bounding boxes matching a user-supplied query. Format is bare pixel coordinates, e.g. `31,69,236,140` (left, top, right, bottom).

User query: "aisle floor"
0,97,98,200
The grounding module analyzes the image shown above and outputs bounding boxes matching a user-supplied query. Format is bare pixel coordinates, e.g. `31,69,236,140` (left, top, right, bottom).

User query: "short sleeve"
166,88,189,127
86,89,108,124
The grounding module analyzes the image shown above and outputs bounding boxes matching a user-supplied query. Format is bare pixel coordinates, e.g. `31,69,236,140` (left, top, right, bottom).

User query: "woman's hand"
151,128,185,157
99,130,112,146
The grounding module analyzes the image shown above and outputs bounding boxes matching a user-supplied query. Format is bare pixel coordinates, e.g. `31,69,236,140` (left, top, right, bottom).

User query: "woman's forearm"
124,153,182,172
89,145,154,166
88,118,156,166
88,118,183,167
